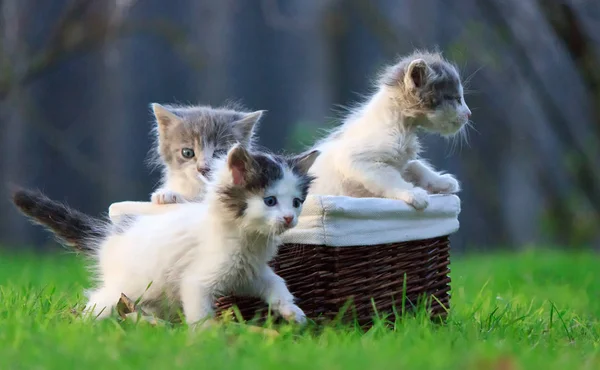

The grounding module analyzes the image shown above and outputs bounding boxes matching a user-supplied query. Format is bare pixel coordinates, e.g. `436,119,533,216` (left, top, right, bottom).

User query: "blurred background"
1,0,599,252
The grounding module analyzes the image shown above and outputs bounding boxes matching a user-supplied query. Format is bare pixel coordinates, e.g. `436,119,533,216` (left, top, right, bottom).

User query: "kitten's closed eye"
443,95,461,104
181,148,195,159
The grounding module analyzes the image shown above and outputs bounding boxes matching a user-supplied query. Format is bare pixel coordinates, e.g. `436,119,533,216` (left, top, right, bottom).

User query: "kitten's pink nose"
283,216,294,226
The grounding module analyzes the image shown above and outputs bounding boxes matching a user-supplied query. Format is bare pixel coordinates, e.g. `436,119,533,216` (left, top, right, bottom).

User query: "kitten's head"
150,103,264,181
380,51,471,136
213,144,320,235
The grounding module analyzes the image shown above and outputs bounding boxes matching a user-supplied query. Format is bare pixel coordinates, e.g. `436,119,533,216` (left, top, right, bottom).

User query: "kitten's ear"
289,150,320,175
405,59,429,89
151,103,181,128
227,143,255,186
232,110,265,143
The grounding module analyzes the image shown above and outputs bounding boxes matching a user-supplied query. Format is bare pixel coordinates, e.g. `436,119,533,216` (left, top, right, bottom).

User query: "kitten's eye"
444,95,461,104
212,149,227,158
263,196,278,207
293,198,303,208
181,148,195,159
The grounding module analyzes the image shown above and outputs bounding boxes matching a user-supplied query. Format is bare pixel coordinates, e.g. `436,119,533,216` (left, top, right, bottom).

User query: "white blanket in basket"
109,194,461,247
281,194,460,246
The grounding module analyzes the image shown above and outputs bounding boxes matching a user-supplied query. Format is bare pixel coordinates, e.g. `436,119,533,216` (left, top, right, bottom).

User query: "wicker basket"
109,194,460,328
215,237,450,327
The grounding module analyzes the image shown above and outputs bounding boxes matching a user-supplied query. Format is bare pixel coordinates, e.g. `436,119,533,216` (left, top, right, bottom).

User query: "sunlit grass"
0,249,598,369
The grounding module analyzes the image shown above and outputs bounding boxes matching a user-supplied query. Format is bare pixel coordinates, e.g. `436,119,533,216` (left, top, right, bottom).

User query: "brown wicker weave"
215,236,451,327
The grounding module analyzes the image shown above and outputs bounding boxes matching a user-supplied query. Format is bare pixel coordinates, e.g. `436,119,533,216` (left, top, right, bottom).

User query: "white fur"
151,169,208,204
308,60,470,210
84,148,312,327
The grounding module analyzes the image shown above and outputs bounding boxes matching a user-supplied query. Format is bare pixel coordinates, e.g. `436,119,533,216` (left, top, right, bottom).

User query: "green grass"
0,249,598,369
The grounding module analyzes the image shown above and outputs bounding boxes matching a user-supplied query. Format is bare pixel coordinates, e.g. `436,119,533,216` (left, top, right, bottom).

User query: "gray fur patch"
379,50,463,115
148,104,260,173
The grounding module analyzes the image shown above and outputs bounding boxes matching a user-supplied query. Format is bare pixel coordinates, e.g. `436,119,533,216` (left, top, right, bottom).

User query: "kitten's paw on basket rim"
426,173,460,194
392,188,430,210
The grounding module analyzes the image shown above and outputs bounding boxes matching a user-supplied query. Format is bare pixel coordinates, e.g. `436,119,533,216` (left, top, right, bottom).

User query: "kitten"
14,145,320,327
149,103,264,204
307,50,471,210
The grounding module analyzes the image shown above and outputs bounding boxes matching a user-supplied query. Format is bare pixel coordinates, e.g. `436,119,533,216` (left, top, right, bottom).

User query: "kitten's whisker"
456,131,464,153
463,89,480,96
466,120,480,135
463,65,484,87
446,134,458,157
461,126,471,149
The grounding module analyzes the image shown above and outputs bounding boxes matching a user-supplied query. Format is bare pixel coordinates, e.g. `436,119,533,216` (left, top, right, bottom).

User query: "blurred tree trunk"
94,2,132,206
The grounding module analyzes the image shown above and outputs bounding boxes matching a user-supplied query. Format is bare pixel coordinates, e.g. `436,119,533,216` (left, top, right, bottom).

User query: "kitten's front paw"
408,188,430,210
278,303,307,325
151,190,185,204
394,188,430,210
427,174,460,194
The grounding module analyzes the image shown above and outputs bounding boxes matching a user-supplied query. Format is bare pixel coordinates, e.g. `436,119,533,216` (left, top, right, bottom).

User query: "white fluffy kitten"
150,103,263,204
82,144,319,326
308,51,471,210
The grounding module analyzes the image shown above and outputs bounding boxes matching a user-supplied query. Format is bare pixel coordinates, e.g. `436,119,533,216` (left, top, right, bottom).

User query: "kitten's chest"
215,242,270,293
400,136,420,160
385,133,420,167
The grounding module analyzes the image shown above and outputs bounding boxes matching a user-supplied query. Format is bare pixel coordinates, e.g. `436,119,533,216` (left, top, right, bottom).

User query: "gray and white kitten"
78,144,320,326
149,103,264,204
308,50,472,210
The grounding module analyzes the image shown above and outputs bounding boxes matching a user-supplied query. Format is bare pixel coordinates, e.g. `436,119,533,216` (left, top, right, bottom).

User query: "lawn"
0,249,598,369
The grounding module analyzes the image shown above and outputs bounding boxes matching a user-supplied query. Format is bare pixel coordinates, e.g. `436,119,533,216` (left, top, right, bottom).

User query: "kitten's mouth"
437,120,466,137
273,223,291,234
280,221,296,231
441,126,462,136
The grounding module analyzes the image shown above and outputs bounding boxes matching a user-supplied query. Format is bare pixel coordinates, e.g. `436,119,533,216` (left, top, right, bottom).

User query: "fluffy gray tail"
11,188,106,253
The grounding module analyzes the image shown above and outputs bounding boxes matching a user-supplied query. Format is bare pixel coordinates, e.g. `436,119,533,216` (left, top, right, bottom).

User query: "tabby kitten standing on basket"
15,144,320,327
308,50,471,210
149,103,263,204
